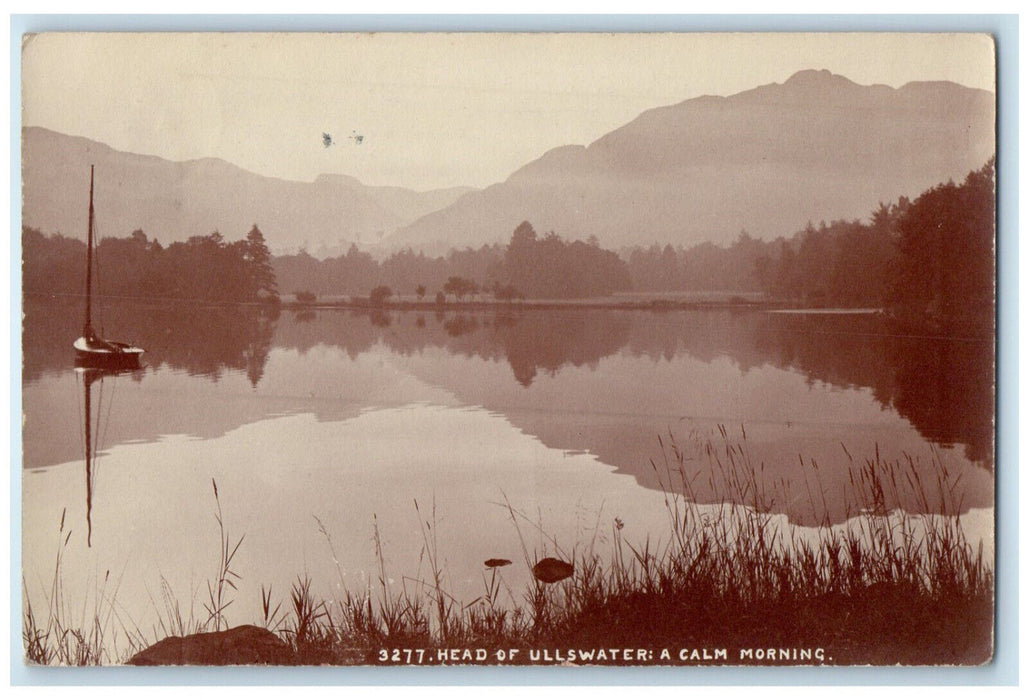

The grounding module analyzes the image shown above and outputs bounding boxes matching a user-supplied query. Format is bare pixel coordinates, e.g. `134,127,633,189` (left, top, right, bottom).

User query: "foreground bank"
24,436,993,667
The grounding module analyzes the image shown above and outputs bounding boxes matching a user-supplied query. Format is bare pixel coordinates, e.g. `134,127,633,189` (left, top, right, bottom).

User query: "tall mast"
84,165,95,333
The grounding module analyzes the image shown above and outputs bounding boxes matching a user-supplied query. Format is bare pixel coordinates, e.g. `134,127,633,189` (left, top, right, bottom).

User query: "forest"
788,157,993,333
271,220,630,301
627,157,993,335
272,159,994,333
22,224,278,304
22,159,994,332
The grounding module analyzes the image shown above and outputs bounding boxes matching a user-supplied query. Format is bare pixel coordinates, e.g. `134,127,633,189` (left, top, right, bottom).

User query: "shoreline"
283,298,883,314
23,439,994,667
23,291,885,315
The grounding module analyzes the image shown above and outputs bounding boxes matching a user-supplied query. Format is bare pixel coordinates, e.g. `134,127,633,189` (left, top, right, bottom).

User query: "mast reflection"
76,366,143,546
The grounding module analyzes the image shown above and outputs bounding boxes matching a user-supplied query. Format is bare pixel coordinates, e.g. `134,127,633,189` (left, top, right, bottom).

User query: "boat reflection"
76,365,144,546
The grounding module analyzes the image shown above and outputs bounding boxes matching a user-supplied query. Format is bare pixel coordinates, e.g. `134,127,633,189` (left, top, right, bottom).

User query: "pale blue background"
9,13,1018,686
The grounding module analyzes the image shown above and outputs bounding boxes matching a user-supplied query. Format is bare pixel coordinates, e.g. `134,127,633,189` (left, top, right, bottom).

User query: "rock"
127,625,293,666
532,557,574,584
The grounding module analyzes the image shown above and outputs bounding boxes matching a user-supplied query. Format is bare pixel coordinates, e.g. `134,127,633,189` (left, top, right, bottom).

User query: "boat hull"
74,336,145,369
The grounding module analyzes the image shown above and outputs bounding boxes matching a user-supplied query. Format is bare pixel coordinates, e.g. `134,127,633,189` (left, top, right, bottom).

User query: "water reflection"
23,297,277,386
750,313,994,466
20,299,995,642
24,299,993,508
76,365,144,546
273,307,991,467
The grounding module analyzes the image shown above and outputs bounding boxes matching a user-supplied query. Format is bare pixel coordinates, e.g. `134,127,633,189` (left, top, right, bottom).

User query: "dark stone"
127,625,293,666
532,557,574,583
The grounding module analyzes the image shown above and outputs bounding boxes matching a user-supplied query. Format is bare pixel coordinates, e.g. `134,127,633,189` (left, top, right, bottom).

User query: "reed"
204,478,244,632
23,478,250,664
21,508,125,665
285,429,992,664
23,429,994,665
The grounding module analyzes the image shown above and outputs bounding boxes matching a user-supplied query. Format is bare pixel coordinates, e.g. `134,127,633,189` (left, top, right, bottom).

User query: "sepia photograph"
19,31,997,668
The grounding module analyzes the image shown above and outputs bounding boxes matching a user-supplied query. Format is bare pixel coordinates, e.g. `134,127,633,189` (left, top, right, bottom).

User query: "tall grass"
21,508,127,665
23,429,994,665
204,478,245,632
22,479,249,665
250,429,991,665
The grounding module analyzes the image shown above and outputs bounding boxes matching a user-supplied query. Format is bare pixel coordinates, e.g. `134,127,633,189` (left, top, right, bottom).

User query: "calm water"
21,298,994,634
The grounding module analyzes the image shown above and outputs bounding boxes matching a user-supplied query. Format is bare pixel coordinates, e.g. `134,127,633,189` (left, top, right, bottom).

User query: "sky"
21,32,995,192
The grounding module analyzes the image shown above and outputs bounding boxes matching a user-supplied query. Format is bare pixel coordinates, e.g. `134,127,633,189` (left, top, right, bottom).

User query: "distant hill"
21,127,474,255
385,70,995,254
23,71,994,257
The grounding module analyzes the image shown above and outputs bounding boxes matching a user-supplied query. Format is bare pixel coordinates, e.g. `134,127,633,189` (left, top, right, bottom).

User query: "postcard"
20,32,996,667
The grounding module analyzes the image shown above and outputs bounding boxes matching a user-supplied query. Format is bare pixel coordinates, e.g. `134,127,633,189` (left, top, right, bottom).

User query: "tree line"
274,158,992,333
272,243,506,301
623,158,994,331
23,158,993,333
273,221,633,301
22,225,279,303
624,211,899,304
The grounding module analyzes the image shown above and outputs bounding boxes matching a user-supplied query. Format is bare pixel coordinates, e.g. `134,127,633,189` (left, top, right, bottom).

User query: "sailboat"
73,165,144,368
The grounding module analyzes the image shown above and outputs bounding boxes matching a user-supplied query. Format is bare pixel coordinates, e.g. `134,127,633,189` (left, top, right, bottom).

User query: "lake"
21,297,995,644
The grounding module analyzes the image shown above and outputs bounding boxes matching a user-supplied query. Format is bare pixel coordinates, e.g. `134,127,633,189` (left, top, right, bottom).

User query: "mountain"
385,70,995,253
21,127,474,255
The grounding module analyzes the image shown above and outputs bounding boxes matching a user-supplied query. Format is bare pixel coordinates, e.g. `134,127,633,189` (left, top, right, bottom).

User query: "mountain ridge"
385,70,994,254
21,126,476,256
22,70,994,258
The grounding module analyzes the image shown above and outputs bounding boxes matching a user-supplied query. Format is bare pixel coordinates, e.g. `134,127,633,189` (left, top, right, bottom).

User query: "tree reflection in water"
24,297,278,386
24,299,993,473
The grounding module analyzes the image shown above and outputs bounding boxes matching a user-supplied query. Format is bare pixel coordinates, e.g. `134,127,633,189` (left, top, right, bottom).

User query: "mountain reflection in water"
23,297,993,526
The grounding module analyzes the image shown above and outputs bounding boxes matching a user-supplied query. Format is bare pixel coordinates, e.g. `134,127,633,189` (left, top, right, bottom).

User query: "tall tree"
891,158,994,333
244,224,279,301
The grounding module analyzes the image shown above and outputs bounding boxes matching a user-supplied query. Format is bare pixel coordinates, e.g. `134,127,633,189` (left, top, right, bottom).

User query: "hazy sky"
22,32,995,191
